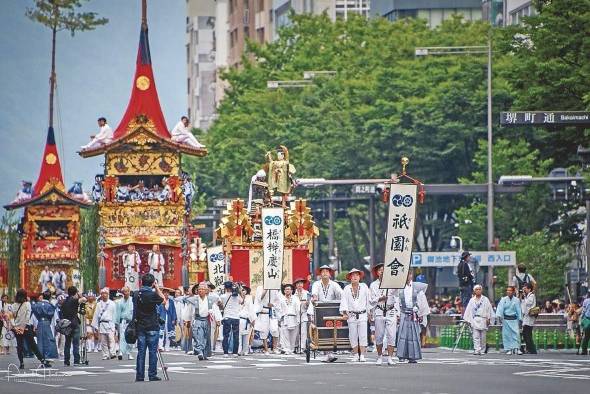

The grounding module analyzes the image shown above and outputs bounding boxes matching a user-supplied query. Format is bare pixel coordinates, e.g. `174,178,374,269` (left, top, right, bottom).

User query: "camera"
78,302,86,316
231,283,239,297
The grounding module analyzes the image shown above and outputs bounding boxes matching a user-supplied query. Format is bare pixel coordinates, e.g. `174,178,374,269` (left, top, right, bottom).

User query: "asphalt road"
1,348,589,394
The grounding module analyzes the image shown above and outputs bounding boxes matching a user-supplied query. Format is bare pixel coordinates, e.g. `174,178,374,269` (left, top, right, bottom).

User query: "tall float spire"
113,0,169,139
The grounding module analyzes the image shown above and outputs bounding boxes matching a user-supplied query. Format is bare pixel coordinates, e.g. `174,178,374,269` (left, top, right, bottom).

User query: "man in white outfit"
38,266,53,293
92,288,117,360
82,117,113,150
278,283,301,354
369,263,400,365
293,278,310,353
254,286,281,355
310,264,342,362
463,284,493,355
171,116,205,148
340,268,370,362
147,245,165,285
123,245,141,291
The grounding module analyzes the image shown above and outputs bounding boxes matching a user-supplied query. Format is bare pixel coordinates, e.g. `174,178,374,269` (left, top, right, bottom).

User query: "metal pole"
586,200,590,287
486,34,495,301
369,196,375,266
328,188,335,264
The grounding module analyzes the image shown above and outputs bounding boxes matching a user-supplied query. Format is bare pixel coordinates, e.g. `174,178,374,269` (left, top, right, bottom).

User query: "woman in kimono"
463,284,493,355
31,291,58,360
496,286,522,355
157,288,177,351
396,271,429,364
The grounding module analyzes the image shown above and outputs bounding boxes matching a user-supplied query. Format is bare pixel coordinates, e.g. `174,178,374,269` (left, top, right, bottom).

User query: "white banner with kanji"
262,207,284,290
207,245,226,290
381,184,418,289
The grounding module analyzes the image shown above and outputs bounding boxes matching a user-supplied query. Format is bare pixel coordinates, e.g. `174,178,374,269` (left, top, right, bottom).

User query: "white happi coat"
254,287,281,335
92,299,117,334
82,124,113,150
148,251,165,285
278,295,301,329
123,251,141,291
339,283,371,322
171,121,204,148
464,295,493,331
38,270,53,292
239,295,257,335
308,280,342,316
294,288,310,322
369,280,401,321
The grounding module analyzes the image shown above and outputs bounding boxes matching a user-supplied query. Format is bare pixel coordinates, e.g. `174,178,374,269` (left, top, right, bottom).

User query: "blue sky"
0,0,186,212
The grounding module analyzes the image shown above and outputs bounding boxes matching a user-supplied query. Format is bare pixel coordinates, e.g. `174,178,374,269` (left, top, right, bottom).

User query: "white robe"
464,295,493,331
82,124,113,150
171,121,204,148
38,270,53,292
92,299,117,334
308,280,342,316
148,252,165,285
339,283,370,322
123,251,141,291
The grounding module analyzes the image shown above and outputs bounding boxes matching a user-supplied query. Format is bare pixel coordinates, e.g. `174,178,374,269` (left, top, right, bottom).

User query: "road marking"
66,386,87,391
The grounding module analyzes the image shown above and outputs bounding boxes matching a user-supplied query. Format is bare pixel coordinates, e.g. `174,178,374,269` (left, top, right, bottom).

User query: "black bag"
56,319,73,336
125,291,139,344
124,319,137,344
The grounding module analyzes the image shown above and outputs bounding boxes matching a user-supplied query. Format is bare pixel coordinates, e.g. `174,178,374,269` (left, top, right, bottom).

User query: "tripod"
157,348,169,380
79,307,89,365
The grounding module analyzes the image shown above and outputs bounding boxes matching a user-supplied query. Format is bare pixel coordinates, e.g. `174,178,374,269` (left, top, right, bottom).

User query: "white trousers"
100,332,116,358
254,314,279,340
472,328,487,353
347,320,368,348
374,316,398,347
280,326,298,353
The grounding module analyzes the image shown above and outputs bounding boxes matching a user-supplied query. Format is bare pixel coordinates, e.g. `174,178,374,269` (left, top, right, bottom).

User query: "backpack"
124,292,139,344
515,274,532,292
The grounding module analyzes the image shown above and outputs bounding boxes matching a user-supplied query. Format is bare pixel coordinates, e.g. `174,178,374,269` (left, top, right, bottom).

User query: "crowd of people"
1,260,589,382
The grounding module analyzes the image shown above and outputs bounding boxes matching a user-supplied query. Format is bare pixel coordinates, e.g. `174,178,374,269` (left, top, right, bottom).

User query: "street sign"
352,184,376,194
214,198,235,208
411,251,516,268
500,111,590,126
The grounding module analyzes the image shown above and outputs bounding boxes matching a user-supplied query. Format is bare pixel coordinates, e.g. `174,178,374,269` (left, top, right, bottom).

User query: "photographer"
457,251,475,312
220,281,242,357
134,273,164,382
60,286,87,366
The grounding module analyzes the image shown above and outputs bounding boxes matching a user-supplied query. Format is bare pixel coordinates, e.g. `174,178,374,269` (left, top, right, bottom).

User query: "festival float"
78,5,207,290
4,127,91,293
216,146,318,290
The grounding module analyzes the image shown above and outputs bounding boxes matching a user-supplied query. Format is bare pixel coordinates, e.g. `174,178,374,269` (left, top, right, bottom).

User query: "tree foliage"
186,14,512,265
26,0,108,36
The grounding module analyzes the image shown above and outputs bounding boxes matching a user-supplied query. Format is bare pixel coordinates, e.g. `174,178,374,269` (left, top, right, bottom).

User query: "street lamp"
416,38,494,299
450,236,463,252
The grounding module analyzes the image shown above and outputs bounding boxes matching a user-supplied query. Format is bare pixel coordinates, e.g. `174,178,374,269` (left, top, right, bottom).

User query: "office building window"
187,78,190,95
257,27,265,43
186,44,190,64
257,0,264,12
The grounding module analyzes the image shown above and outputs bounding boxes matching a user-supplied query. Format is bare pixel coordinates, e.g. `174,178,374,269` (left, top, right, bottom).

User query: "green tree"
26,0,108,128
496,0,590,167
185,14,514,265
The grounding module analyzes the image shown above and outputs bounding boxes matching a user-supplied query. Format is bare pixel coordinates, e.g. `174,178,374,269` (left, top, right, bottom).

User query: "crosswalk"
2,351,589,383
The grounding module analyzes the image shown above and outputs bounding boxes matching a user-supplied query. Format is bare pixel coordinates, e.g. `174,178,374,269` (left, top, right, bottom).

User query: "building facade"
371,0,482,27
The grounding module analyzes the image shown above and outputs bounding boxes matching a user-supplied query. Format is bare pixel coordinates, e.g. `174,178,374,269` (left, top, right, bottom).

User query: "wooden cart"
306,301,351,362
